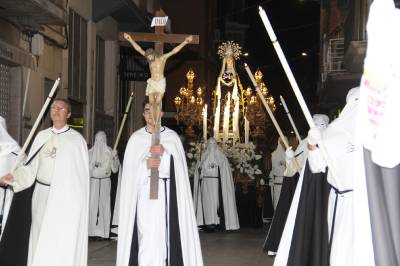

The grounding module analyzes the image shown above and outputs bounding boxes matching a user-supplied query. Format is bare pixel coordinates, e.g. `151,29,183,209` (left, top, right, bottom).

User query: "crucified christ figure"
123,33,193,127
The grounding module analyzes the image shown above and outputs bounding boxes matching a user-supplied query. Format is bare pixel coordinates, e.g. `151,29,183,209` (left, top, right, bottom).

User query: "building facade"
0,0,140,147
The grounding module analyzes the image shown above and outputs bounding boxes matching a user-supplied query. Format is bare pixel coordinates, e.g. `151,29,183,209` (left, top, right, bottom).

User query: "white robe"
116,127,203,266
353,2,400,265
305,93,359,266
11,127,89,266
0,117,21,242
88,132,120,238
0,152,19,241
269,143,286,209
284,139,308,177
193,139,239,230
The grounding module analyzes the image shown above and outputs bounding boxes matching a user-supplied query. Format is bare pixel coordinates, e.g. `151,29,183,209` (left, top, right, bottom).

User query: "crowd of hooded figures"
1,1,400,266
263,1,400,266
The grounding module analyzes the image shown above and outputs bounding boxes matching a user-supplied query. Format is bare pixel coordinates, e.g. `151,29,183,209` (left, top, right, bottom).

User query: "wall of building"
0,16,65,143
69,0,91,20
0,0,122,147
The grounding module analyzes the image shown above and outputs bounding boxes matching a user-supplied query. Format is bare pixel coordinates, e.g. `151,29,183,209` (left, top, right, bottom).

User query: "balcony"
0,0,67,29
324,38,346,75
319,37,361,113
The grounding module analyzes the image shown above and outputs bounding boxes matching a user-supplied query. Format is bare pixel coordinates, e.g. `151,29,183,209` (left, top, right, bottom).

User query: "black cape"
286,162,330,266
0,186,33,266
263,173,299,253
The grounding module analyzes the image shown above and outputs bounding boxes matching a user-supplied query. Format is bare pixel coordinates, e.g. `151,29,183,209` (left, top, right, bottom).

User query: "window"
0,63,10,118
68,9,87,102
95,36,105,111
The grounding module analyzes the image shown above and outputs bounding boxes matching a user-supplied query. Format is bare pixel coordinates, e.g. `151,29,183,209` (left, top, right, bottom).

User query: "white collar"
51,125,70,134
144,126,166,134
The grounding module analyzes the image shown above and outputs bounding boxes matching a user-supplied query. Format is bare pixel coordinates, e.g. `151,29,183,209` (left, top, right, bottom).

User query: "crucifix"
120,9,199,199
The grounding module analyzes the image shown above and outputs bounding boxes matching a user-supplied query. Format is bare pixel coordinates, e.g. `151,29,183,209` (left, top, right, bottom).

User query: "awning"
92,0,151,32
0,0,67,27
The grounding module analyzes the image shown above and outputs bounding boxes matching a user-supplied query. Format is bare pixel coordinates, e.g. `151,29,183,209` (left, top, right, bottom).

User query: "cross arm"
119,32,199,45
123,33,146,56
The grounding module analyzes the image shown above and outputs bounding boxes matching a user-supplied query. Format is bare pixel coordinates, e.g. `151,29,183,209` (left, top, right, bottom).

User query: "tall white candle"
232,100,239,143
13,77,60,172
114,92,134,152
245,63,302,173
258,6,341,188
223,92,231,143
213,84,221,140
258,6,314,127
203,104,207,142
213,98,220,140
244,115,249,145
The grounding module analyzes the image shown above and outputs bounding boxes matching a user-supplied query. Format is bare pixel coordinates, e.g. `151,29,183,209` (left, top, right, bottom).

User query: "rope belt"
90,176,110,180
35,179,51,187
201,176,219,179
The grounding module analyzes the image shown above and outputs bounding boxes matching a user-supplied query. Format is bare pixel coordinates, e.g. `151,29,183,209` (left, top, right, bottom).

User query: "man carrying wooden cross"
116,28,202,266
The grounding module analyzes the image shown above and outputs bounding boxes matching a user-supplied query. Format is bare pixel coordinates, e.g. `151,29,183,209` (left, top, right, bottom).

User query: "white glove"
112,150,118,159
307,127,322,145
285,147,294,160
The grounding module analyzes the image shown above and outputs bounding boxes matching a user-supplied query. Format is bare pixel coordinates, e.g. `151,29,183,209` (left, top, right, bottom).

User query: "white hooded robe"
0,116,21,241
116,127,203,266
11,127,89,266
193,137,239,230
88,131,119,238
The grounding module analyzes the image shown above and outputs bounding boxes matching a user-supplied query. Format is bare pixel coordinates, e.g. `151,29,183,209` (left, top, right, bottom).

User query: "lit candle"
257,7,340,184
213,84,221,140
245,115,249,146
245,63,301,172
258,7,277,44
223,92,231,143
214,100,220,140
231,83,239,143
203,104,207,142
244,63,289,149
258,6,314,127
232,100,239,143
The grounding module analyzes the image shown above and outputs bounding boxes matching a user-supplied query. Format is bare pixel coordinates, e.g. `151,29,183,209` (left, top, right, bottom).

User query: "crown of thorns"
217,41,242,60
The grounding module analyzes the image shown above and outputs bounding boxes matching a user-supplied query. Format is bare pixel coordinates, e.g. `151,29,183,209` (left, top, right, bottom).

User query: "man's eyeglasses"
51,106,67,112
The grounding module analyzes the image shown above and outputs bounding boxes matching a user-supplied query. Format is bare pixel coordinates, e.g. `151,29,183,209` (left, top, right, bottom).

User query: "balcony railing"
322,37,346,82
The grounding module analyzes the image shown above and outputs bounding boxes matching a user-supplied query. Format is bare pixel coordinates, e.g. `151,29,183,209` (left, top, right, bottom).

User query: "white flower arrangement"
185,140,263,181
219,141,263,180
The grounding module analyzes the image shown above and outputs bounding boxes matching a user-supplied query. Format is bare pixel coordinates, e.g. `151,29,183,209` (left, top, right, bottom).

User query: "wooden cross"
118,10,200,54
119,9,199,199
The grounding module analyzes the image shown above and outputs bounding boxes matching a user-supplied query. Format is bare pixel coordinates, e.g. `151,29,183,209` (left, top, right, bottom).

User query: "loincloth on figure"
146,78,166,96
